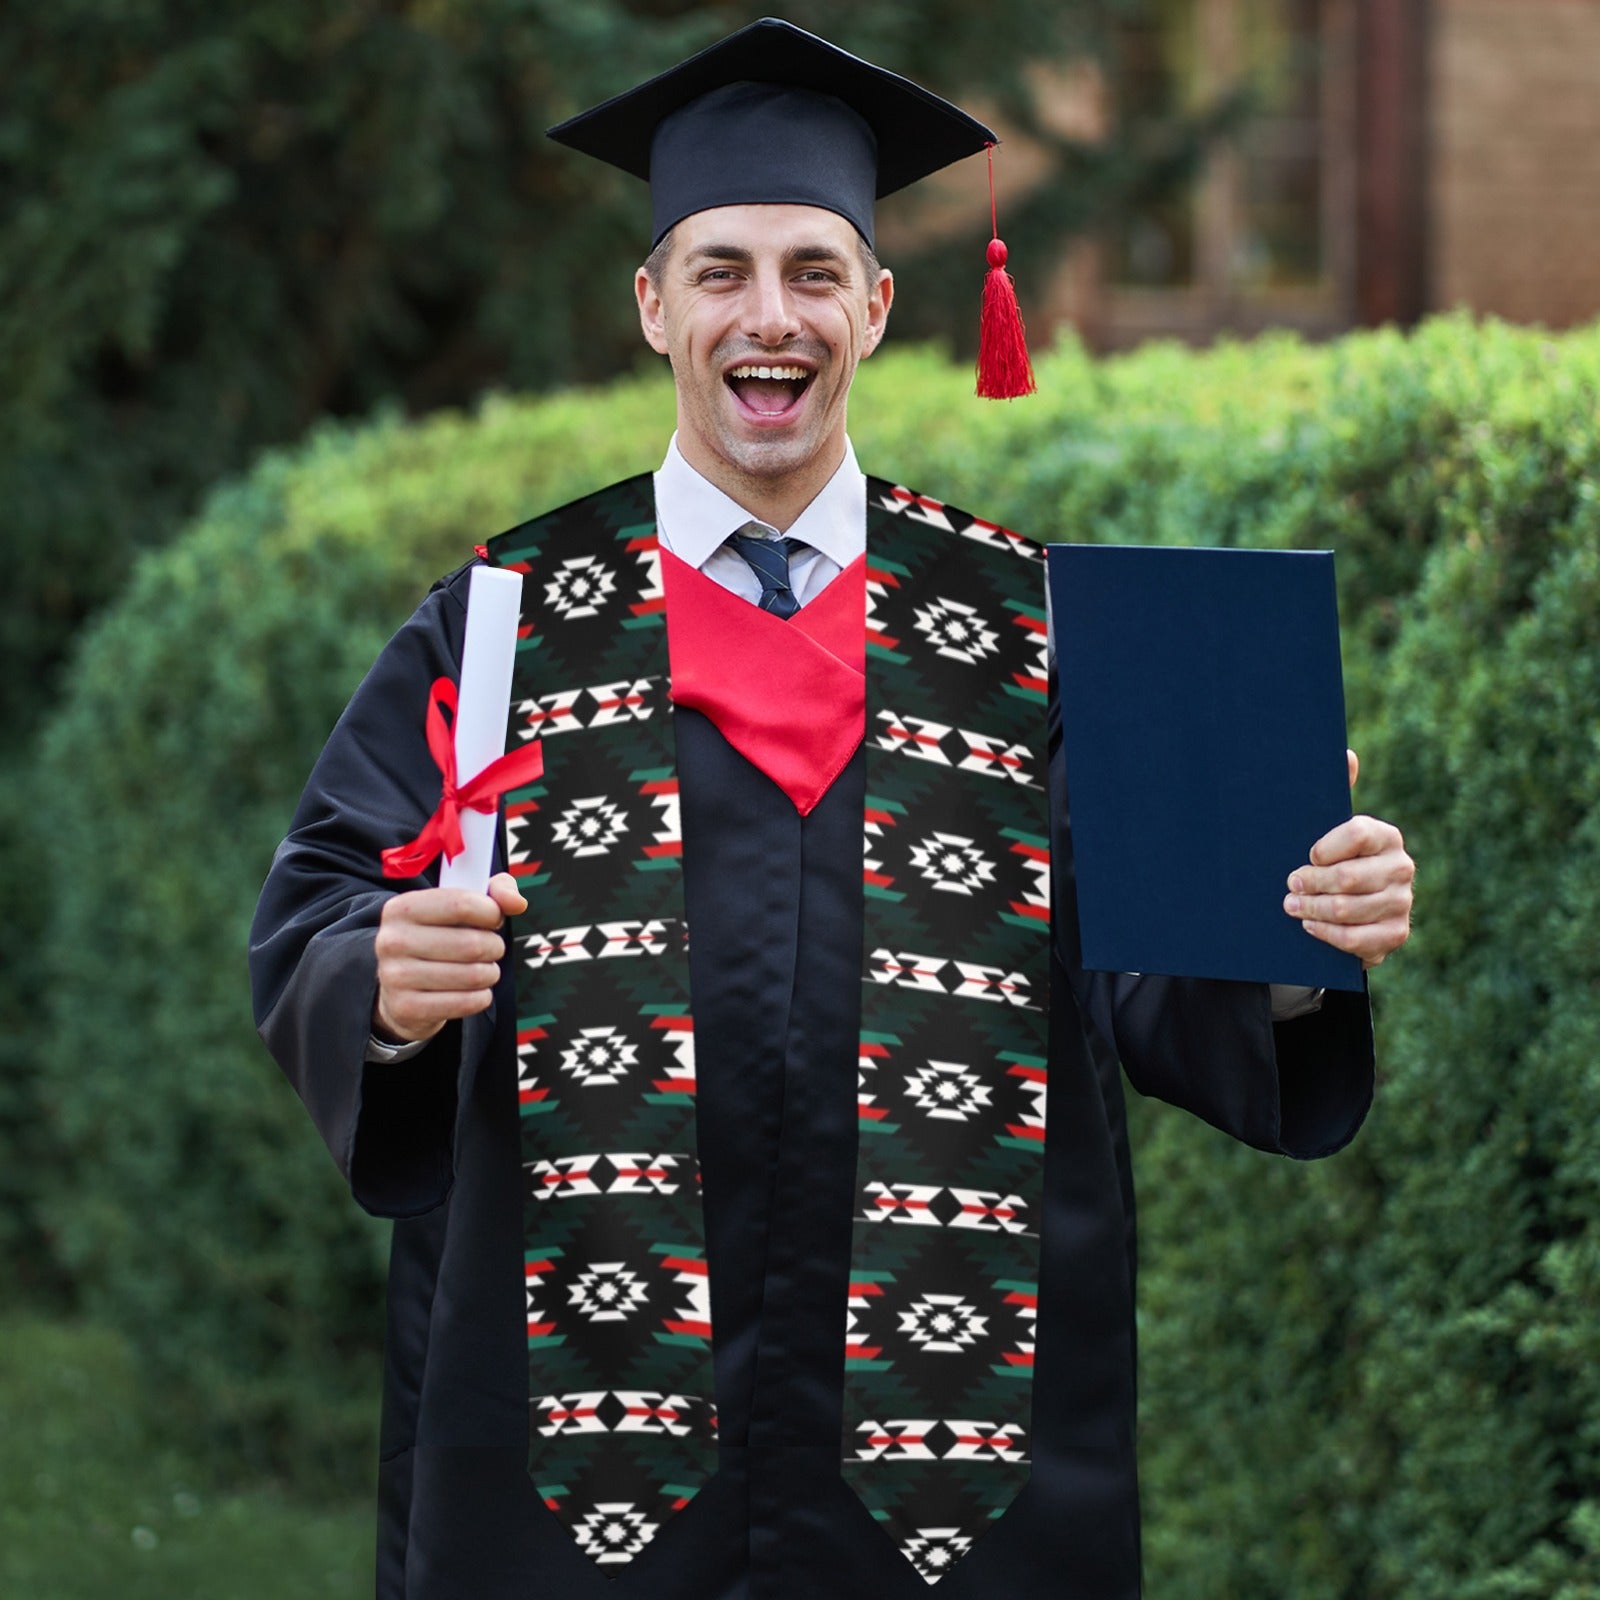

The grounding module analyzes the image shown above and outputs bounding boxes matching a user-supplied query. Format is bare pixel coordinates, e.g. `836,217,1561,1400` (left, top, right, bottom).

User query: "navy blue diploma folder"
1048,544,1364,993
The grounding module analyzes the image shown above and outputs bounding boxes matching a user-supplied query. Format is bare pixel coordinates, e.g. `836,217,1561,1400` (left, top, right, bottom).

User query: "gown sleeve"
248,562,498,1216
1046,680,1375,1161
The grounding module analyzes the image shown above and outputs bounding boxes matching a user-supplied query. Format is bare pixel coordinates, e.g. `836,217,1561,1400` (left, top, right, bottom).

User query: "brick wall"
1431,0,1600,327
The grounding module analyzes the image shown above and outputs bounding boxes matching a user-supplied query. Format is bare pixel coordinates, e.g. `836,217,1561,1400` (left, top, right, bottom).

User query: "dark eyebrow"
783,243,852,272
682,242,854,273
683,244,755,268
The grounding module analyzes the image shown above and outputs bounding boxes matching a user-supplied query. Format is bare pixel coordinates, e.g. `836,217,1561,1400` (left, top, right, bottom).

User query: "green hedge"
34,318,1600,1595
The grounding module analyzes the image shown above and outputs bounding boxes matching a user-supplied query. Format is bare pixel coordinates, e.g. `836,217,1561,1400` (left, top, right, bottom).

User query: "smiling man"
250,19,1413,1600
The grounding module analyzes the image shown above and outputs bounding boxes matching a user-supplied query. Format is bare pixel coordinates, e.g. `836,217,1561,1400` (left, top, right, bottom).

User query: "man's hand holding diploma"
372,563,533,1047
1286,749,1415,969
372,873,528,1045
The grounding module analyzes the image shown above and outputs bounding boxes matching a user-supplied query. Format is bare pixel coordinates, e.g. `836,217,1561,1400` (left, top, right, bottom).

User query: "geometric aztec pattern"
847,484,1049,1584
489,477,712,1572
484,474,1051,1584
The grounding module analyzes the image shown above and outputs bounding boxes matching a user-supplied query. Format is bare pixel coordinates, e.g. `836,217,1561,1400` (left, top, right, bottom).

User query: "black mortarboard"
546,17,998,249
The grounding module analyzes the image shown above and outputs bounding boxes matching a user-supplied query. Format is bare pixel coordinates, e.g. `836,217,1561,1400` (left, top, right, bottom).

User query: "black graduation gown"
250,557,1374,1600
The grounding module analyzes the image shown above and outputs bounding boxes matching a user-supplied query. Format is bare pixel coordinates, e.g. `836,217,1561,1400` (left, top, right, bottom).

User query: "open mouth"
725,363,813,418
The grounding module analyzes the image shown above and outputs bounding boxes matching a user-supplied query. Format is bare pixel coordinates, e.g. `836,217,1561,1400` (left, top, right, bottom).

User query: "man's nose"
745,272,801,346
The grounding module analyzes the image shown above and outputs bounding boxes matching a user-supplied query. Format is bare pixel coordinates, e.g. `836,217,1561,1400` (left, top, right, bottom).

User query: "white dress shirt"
368,438,1317,1058
652,433,864,603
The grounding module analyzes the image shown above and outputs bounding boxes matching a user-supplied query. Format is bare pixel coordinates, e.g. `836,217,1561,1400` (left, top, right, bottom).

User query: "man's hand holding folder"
1285,749,1413,971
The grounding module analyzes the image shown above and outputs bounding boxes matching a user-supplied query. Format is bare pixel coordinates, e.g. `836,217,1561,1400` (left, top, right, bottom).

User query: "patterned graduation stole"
485,475,1050,1585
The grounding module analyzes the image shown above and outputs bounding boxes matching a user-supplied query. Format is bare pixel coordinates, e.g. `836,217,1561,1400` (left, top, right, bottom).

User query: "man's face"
635,204,893,493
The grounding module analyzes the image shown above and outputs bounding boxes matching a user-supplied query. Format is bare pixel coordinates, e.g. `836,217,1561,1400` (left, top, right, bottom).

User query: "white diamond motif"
912,596,1000,665
907,831,995,896
902,1526,975,1583
552,795,628,858
899,1292,988,1354
569,1262,651,1324
904,1060,992,1122
545,554,618,620
558,1025,637,1087
571,1501,658,1564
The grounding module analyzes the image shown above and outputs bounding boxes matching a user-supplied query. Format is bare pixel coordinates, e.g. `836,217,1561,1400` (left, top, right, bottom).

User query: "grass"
0,1314,372,1598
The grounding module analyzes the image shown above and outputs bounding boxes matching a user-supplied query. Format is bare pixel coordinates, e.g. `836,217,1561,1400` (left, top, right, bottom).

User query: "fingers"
375,917,506,967
1347,748,1359,790
374,977,497,1043
382,886,511,929
1307,813,1404,868
1286,840,1413,909
1285,879,1412,927
1299,912,1414,969
1284,809,1415,969
373,885,520,1045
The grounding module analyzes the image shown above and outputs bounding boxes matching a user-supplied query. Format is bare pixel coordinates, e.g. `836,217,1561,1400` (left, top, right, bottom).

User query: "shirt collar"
653,434,866,571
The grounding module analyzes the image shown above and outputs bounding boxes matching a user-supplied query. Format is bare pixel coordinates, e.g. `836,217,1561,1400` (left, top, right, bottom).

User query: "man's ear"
636,267,670,356
861,268,894,358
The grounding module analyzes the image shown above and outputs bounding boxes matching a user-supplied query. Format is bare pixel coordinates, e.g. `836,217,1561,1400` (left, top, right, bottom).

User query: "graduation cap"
548,17,1036,398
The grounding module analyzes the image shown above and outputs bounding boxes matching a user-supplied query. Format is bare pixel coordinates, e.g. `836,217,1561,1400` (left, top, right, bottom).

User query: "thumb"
1347,748,1360,791
487,871,529,918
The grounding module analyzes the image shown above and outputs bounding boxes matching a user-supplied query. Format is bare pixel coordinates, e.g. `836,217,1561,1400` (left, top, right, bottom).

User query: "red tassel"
977,239,1036,399
976,145,1036,400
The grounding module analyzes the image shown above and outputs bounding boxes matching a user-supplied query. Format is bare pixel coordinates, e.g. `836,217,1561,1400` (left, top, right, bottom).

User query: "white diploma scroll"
439,564,525,893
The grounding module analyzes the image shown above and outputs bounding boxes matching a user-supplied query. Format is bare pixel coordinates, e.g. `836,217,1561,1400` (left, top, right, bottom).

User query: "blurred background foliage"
22,318,1600,1595
5,1,1600,1594
0,0,1212,753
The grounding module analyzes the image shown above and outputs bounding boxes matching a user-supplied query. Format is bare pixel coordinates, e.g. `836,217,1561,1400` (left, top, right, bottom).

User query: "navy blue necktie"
727,527,806,619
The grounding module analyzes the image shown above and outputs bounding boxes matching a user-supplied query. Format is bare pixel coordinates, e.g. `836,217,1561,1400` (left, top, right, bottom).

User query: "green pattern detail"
999,827,1048,849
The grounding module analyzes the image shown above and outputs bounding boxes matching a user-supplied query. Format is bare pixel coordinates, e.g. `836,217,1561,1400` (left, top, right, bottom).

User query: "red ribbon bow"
381,677,545,879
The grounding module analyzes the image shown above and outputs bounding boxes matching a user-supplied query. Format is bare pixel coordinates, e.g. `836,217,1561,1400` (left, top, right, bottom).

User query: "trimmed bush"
34,318,1600,1600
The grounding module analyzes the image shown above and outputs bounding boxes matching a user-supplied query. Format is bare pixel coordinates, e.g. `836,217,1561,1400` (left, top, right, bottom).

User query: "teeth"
728,365,809,381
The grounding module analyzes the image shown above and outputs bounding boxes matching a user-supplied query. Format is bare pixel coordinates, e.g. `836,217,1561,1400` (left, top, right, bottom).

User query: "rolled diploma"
439,565,526,893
